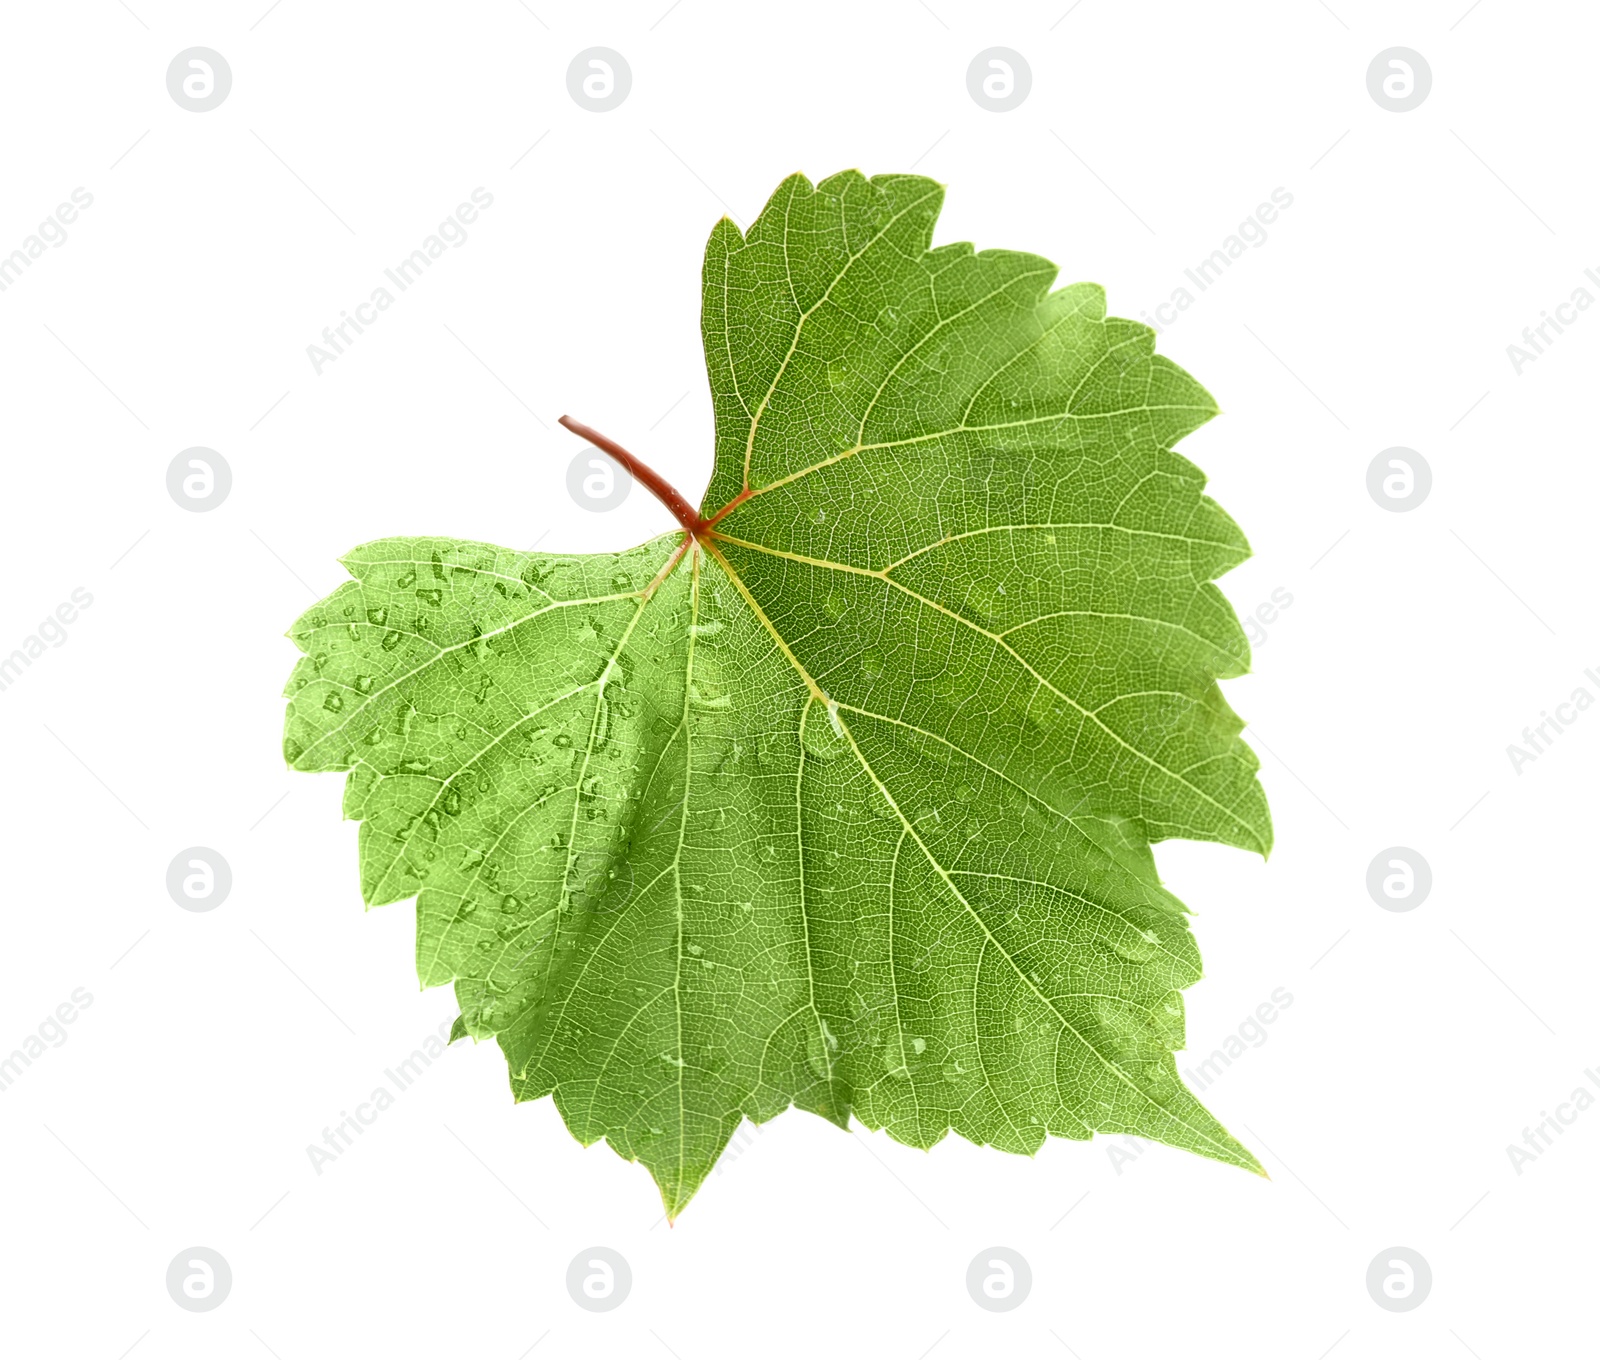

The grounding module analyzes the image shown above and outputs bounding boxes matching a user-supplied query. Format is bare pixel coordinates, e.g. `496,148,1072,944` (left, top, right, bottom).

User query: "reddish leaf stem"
559,415,709,538
699,487,752,532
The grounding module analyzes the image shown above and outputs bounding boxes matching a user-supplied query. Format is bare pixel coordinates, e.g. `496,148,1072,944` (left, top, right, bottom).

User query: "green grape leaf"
282,170,1272,1217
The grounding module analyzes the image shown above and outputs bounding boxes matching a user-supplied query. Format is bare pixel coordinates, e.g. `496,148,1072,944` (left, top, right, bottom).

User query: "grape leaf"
282,170,1272,1217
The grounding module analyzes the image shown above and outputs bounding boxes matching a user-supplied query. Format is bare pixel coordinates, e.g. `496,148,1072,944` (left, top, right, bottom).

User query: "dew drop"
689,685,731,710
801,700,849,762
1109,931,1158,965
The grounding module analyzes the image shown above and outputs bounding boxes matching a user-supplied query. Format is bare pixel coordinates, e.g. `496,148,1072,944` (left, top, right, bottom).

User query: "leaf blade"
283,169,1271,1215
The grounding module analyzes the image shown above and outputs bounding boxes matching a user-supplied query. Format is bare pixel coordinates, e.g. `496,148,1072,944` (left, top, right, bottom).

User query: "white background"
0,2,1594,1357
